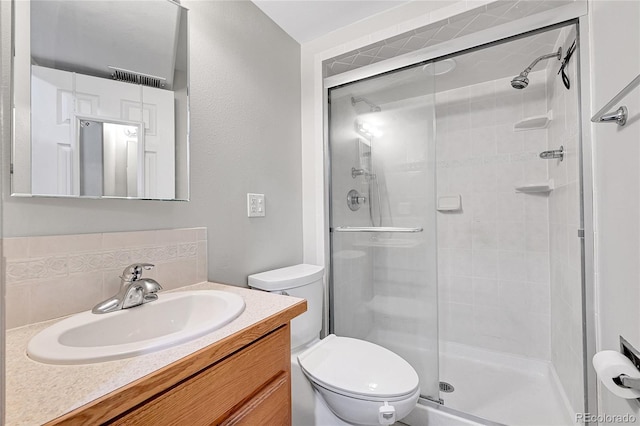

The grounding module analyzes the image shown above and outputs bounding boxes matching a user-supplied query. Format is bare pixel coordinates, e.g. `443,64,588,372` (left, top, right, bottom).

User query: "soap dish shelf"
515,179,554,193
513,111,553,132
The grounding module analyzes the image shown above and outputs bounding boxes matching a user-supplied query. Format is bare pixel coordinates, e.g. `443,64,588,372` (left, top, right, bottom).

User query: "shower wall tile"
435,71,551,360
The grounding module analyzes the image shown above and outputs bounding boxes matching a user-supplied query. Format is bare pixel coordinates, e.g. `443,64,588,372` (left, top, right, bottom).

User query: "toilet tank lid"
248,264,324,291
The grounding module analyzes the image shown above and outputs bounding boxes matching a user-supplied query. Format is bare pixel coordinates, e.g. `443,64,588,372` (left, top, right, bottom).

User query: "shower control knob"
347,189,366,211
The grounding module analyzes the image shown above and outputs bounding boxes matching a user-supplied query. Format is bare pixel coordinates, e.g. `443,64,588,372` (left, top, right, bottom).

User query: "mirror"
12,0,189,200
78,118,144,198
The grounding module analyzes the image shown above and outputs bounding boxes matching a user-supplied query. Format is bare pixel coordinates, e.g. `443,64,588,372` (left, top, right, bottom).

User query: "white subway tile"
472,277,500,307
497,250,527,281
496,124,524,154
525,220,550,252
472,220,498,249
497,221,526,251
496,192,525,221
3,237,29,259
29,233,102,257
472,249,498,279
29,273,103,324
470,127,497,158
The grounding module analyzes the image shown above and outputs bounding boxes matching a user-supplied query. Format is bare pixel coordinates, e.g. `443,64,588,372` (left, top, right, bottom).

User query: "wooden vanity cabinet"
47,318,300,426
111,325,291,425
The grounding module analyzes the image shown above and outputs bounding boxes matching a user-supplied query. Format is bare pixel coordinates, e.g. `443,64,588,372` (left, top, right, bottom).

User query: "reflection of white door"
31,66,76,195
30,66,176,198
77,74,175,199
75,74,142,197
141,87,175,199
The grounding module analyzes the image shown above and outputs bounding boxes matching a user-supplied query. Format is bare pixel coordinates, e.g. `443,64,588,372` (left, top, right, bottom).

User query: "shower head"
510,47,562,89
511,74,529,89
351,96,381,112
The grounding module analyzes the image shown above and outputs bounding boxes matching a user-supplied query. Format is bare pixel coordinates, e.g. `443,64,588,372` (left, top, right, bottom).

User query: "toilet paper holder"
615,336,640,390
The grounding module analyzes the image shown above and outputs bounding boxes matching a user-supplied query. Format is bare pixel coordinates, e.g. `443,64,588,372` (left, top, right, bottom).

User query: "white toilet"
248,264,420,426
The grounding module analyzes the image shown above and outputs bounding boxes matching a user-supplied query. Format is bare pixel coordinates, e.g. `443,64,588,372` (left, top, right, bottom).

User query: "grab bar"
332,226,423,233
591,73,640,127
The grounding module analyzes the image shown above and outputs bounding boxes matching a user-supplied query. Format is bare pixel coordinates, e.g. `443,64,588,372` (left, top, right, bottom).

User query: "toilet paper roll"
593,350,640,399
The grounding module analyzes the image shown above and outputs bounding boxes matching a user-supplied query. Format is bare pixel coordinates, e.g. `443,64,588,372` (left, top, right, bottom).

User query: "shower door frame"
323,5,597,423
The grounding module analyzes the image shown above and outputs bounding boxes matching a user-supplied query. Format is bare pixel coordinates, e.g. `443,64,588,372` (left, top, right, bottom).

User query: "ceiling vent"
109,66,166,88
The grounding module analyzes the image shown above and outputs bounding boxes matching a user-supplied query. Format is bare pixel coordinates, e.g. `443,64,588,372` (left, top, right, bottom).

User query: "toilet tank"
248,264,324,350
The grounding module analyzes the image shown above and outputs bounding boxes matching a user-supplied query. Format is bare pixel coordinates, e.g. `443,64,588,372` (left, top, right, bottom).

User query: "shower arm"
519,47,562,77
351,97,382,112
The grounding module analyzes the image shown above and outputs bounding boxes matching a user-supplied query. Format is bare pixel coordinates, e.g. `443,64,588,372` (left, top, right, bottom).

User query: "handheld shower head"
510,47,562,89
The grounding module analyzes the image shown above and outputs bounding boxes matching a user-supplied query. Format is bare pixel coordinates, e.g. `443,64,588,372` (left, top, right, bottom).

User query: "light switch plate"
247,193,265,217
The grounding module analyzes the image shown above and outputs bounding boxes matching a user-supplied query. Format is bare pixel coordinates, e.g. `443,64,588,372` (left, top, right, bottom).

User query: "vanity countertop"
5,282,306,425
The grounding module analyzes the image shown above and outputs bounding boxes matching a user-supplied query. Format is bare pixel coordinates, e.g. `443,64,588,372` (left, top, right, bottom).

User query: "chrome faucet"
92,263,163,314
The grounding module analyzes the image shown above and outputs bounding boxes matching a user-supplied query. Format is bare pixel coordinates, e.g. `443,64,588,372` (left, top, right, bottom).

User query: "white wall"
589,0,640,420
1,0,303,286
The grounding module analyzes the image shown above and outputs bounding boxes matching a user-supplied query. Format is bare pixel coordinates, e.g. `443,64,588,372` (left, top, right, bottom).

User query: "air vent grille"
109,66,166,88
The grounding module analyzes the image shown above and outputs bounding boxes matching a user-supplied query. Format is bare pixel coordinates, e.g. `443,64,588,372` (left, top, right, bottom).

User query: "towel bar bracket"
598,106,628,127
592,73,639,127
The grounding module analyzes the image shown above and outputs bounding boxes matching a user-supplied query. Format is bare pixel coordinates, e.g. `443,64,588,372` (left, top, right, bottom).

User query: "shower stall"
327,21,586,426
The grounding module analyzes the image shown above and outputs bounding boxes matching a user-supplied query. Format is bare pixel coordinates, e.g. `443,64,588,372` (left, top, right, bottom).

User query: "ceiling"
31,1,185,89
324,0,573,76
252,0,411,44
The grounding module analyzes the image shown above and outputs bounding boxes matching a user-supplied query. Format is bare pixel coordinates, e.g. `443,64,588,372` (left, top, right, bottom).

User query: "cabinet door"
221,372,290,426
110,326,290,425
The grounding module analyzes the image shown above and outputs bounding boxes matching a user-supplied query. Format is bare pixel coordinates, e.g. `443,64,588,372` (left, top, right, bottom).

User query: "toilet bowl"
298,334,420,425
248,264,420,425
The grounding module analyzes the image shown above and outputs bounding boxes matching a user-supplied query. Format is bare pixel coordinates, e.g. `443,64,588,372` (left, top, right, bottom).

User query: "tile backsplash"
3,228,207,329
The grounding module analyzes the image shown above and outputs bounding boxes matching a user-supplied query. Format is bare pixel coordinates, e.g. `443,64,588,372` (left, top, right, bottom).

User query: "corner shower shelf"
515,179,554,193
513,111,553,131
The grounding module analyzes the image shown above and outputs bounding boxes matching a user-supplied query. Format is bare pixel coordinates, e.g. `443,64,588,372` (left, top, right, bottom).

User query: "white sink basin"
27,290,245,365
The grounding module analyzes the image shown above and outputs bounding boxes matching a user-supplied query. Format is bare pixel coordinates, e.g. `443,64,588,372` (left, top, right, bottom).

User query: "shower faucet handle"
347,189,366,211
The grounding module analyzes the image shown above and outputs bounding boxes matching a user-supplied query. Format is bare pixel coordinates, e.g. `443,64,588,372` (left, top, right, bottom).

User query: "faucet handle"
121,263,155,282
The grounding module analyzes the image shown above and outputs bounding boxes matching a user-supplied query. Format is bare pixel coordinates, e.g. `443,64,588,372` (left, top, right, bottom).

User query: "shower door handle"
332,226,423,233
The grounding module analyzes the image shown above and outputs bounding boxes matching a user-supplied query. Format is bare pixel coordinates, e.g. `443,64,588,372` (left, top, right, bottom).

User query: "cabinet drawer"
221,372,290,426
112,326,289,425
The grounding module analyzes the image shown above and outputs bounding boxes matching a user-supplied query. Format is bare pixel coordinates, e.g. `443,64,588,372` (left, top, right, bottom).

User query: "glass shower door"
328,64,439,401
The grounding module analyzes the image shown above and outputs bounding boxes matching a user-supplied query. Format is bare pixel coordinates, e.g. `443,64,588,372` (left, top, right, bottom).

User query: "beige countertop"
5,282,304,425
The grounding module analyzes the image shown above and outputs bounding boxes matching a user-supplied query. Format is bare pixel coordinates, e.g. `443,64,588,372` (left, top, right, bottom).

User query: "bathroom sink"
27,290,245,365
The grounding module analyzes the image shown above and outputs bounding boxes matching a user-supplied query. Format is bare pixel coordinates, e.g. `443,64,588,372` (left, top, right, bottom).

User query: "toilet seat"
298,334,420,401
